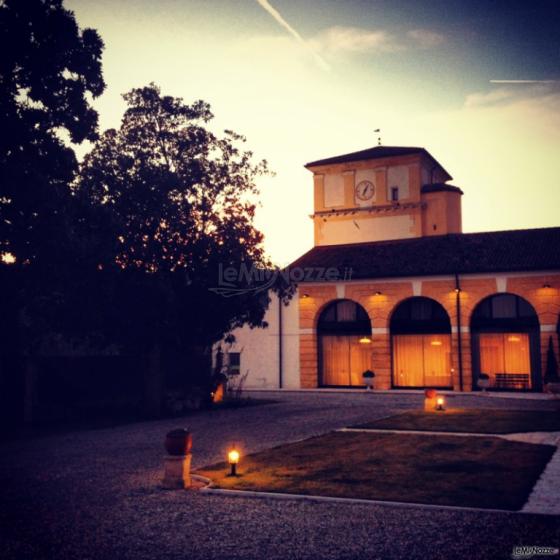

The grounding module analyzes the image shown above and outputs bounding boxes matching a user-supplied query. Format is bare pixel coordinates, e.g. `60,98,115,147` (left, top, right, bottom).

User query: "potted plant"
362,370,375,391
544,336,560,396
477,373,491,392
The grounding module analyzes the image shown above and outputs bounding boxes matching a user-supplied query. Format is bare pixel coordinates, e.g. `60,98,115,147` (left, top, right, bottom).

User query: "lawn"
351,408,560,434
196,431,555,510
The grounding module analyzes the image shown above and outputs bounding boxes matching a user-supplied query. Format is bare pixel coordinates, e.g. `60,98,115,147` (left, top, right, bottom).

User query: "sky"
67,0,560,265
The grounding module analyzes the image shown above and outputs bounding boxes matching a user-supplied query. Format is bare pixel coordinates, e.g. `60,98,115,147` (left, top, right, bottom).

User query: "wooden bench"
495,373,530,390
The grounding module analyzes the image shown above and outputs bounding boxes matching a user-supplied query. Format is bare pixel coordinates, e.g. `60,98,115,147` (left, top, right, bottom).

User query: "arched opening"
317,299,372,387
390,297,452,388
470,293,540,391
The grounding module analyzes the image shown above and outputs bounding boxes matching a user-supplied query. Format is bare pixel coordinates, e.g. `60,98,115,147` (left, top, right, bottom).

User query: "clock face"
355,180,375,201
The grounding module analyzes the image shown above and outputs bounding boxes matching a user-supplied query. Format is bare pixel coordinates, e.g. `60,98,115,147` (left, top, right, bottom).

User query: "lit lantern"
228,447,240,476
359,336,372,344
436,396,445,411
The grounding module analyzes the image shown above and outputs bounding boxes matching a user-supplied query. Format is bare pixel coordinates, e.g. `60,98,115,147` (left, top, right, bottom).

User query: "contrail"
256,0,330,71
490,79,559,84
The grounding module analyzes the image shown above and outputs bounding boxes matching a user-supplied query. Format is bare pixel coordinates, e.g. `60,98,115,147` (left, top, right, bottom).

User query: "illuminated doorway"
471,294,540,391
391,297,452,388
318,300,372,387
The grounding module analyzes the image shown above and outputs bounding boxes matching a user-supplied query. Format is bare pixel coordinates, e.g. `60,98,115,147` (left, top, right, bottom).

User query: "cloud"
407,29,445,48
255,0,330,71
309,26,445,56
466,82,560,108
254,2,444,69
311,26,403,54
465,88,516,108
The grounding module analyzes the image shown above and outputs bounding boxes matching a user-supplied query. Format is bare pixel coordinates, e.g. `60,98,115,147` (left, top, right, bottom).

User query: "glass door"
393,334,452,387
321,336,371,386
479,333,531,389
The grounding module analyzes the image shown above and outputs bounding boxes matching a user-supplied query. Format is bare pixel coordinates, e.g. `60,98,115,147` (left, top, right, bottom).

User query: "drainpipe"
455,273,464,391
278,295,283,389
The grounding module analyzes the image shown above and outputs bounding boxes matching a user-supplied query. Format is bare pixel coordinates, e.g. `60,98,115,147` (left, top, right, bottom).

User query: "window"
410,299,432,321
391,297,451,334
318,300,372,386
317,300,371,334
391,186,399,202
491,294,517,318
390,297,452,387
227,352,241,375
471,294,539,328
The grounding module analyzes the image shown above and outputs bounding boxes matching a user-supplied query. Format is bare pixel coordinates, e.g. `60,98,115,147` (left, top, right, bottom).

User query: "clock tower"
305,146,463,246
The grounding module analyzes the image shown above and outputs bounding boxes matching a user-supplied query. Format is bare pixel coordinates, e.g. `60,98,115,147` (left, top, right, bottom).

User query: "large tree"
0,0,105,424
78,84,278,414
0,0,105,263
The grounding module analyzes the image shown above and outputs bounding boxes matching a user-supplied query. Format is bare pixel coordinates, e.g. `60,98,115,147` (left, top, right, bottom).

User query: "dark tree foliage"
0,0,105,351
0,0,105,263
78,85,280,412
0,0,105,425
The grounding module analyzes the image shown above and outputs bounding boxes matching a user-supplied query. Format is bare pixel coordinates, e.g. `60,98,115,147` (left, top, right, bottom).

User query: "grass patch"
353,408,560,434
196,431,554,510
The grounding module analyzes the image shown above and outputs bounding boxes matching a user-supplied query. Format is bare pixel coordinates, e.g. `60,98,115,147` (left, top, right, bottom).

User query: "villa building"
222,146,560,392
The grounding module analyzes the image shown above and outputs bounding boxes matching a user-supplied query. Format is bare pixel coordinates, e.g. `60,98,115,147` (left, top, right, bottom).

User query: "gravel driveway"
1,391,559,560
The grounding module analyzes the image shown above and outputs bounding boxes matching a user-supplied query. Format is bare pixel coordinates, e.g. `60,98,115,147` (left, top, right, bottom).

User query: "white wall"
219,290,300,389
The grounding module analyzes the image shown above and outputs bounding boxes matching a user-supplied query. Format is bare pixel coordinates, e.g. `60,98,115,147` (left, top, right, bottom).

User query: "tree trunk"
143,343,163,418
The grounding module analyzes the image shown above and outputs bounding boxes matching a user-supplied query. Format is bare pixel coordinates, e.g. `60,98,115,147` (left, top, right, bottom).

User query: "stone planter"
424,388,437,410
363,376,375,391
165,428,193,456
424,397,437,411
478,378,491,392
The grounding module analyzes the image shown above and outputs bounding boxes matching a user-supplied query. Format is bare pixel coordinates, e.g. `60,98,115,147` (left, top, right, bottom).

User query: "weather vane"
374,128,382,146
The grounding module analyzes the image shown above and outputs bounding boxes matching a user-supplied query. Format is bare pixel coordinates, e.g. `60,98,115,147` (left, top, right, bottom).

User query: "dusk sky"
67,0,560,265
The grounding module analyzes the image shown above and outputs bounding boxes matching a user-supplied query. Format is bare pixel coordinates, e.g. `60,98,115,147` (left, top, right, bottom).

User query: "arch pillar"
298,285,337,388
370,329,391,389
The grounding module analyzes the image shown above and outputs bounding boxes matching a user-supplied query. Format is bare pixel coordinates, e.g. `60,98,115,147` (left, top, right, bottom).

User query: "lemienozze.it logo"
512,546,559,559
209,263,354,297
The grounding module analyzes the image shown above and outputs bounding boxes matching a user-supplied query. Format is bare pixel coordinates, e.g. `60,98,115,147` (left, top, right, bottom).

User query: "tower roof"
305,145,452,181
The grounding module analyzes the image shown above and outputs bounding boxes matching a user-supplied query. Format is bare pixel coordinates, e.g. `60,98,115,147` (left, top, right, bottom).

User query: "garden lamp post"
228,447,240,476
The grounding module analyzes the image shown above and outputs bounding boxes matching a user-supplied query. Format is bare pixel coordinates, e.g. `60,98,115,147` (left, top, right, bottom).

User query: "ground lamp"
228,447,240,477
436,396,445,411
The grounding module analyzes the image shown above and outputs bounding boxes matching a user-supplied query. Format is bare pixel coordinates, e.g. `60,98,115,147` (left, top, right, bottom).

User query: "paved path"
502,431,560,516
1,391,559,560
